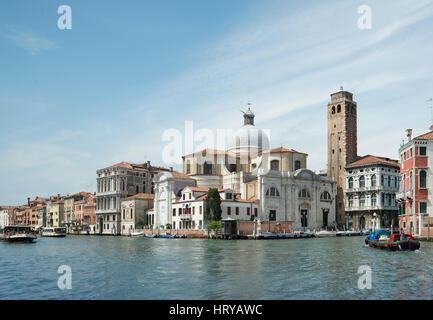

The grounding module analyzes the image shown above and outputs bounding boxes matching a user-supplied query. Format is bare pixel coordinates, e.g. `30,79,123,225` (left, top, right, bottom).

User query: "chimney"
170,167,173,172
406,129,413,141
27,197,30,206
147,160,151,168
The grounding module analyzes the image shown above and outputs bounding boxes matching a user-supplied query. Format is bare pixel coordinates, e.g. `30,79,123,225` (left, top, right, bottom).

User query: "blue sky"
1,0,433,204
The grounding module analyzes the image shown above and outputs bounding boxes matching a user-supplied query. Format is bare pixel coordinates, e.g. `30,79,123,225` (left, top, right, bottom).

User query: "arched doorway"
322,209,329,228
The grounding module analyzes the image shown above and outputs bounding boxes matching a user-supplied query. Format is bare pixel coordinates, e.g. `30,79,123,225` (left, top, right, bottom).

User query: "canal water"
1,236,433,300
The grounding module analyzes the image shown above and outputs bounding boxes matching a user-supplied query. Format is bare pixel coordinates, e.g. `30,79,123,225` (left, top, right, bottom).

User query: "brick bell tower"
327,87,358,228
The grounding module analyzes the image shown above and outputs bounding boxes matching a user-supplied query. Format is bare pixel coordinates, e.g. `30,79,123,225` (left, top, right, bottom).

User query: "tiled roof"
234,197,258,203
414,131,433,140
346,155,399,168
126,193,155,200
171,171,195,180
99,162,170,172
263,147,308,155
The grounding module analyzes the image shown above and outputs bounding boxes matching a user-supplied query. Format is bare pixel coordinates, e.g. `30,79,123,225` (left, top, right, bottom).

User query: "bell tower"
327,87,358,227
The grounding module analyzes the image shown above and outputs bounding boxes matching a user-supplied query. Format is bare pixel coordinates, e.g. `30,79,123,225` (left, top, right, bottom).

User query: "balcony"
179,213,192,220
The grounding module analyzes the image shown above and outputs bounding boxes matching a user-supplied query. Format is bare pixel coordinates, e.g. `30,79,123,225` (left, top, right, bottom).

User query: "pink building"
84,193,96,228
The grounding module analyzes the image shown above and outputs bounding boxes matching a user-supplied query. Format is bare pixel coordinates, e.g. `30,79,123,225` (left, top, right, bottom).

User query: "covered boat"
1,225,37,242
365,229,420,251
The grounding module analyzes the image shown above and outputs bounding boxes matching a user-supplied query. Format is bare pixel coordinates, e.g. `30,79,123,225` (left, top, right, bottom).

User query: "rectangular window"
227,207,231,215
183,194,185,200
247,208,250,216
420,202,427,214
200,206,202,215
410,148,413,157
193,207,195,215
189,193,191,200
254,208,258,217
173,208,176,216
236,207,239,215
420,147,427,156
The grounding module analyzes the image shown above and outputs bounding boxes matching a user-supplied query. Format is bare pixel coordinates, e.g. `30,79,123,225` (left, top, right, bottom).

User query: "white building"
345,155,400,231
153,107,336,231
0,209,9,228
171,187,258,230
96,161,169,235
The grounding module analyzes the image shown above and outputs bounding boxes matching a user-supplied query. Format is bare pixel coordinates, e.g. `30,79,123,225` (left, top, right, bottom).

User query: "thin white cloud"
4,30,57,55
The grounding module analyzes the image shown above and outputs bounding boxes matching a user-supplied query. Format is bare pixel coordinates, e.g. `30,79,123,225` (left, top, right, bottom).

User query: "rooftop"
126,193,155,200
346,155,399,168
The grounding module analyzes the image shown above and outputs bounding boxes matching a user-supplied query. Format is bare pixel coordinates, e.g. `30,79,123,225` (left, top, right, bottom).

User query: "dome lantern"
242,103,255,125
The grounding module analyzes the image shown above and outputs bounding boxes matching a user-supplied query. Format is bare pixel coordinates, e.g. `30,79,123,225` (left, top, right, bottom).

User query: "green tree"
204,188,222,221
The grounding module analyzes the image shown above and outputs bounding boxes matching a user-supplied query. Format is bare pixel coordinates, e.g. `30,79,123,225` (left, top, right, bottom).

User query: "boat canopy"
368,229,390,241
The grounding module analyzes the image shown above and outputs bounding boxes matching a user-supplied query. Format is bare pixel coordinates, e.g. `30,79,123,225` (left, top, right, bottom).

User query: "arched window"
348,195,353,208
266,187,280,197
371,193,377,207
359,176,365,188
299,189,311,199
410,171,413,190
348,177,353,189
371,174,376,187
331,106,336,114
136,185,139,193
337,105,341,113
270,160,279,171
359,194,366,208
295,160,301,170
420,170,427,189
186,160,191,174
320,191,331,201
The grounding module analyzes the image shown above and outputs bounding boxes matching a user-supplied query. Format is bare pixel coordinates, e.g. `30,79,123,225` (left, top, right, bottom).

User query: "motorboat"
336,231,363,237
1,225,37,242
130,232,144,237
41,227,67,237
314,230,337,237
365,230,420,251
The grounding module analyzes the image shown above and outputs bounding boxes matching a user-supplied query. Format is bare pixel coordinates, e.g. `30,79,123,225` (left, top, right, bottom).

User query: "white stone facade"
257,168,336,230
0,209,9,228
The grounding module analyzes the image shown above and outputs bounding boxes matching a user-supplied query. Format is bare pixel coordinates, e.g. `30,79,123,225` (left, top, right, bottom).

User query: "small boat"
145,234,158,238
159,234,176,238
314,230,337,237
336,231,363,237
41,227,67,237
1,225,37,242
365,230,420,251
130,232,144,237
260,231,314,239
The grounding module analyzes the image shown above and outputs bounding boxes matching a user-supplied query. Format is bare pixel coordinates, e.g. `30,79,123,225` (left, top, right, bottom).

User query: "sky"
1,0,433,205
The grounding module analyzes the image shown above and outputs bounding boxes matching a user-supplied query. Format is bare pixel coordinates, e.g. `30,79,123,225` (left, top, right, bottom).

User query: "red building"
397,129,433,236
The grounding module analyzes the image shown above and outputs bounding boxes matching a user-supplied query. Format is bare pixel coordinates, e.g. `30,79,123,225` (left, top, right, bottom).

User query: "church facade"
153,107,337,232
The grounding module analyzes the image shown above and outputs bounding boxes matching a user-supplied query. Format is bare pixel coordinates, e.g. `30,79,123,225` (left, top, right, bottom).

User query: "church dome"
227,106,269,157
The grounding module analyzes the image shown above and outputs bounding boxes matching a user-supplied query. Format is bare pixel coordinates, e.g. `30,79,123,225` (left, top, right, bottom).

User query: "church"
153,107,337,232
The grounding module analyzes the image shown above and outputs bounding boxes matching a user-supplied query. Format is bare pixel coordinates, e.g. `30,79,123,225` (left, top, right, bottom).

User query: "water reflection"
1,236,433,299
